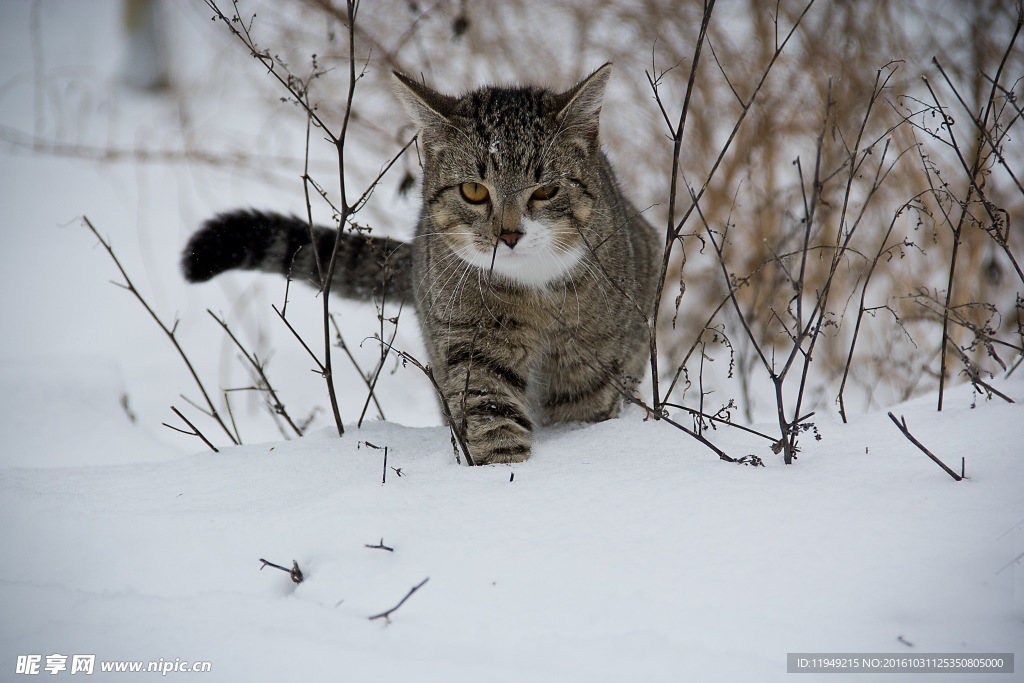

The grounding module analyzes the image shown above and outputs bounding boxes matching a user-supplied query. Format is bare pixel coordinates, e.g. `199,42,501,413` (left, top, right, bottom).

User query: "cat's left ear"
553,62,612,140
392,71,457,131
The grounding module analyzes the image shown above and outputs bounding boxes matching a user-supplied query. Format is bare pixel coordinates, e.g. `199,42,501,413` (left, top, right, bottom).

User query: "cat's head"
393,64,613,288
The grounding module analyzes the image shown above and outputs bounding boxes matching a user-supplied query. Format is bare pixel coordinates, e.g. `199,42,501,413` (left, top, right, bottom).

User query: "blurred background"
1,0,1020,454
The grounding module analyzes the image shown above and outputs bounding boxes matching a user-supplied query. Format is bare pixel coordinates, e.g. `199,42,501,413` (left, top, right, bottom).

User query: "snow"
1,2,1022,681
2,377,1022,681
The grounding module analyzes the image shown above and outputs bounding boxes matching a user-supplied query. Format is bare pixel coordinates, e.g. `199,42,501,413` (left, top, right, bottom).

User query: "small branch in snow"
369,577,429,623
259,558,304,584
886,412,964,481
359,441,391,484
365,538,394,552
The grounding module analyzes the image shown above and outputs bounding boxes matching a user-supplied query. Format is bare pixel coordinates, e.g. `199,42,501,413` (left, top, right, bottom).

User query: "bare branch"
887,412,964,481
83,216,237,446
163,407,219,453
368,577,429,622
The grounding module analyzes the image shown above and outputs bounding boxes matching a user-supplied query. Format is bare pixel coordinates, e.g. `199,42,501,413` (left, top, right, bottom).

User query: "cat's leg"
537,320,647,424
433,322,536,465
538,349,625,424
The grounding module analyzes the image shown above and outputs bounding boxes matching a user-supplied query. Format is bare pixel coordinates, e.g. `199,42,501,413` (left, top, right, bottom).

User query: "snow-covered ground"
1,2,1021,681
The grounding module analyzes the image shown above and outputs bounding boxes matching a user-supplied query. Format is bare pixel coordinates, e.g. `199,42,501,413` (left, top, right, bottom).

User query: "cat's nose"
498,230,523,248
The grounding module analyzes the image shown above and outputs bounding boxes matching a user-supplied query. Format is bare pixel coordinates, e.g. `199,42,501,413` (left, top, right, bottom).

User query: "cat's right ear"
392,71,457,130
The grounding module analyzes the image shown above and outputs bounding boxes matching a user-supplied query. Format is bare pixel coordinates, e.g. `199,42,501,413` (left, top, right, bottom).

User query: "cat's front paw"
462,410,533,465
471,443,531,465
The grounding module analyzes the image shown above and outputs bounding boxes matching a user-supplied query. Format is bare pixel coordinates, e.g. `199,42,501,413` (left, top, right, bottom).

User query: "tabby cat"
182,63,661,464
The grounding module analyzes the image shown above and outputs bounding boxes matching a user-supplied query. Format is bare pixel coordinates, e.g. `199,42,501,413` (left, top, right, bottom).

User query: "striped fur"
182,64,660,464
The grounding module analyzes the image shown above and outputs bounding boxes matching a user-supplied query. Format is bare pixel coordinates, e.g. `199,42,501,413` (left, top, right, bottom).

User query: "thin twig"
661,402,777,442
368,577,429,622
272,304,325,372
365,538,394,552
330,314,386,422
386,344,474,466
259,558,304,584
163,407,219,453
84,216,238,446
648,0,717,410
886,412,964,481
312,0,364,437
623,394,738,463
358,303,403,428
946,339,1016,404
918,74,987,412
208,310,304,437
838,193,928,422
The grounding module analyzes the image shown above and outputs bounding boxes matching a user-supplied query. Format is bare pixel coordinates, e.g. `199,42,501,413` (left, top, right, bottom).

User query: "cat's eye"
460,182,490,204
531,184,559,201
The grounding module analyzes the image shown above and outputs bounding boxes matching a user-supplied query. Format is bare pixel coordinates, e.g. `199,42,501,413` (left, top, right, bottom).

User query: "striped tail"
181,210,413,304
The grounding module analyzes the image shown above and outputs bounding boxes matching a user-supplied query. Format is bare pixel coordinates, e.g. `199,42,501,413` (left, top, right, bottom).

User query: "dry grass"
18,0,1018,452
241,0,1021,423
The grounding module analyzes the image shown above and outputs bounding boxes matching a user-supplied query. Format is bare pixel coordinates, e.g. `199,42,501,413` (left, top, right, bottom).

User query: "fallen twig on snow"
369,577,429,623
259,558,304,584
887,412,964,481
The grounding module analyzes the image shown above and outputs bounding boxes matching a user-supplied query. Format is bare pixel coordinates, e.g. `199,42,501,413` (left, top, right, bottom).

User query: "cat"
181,63,661,464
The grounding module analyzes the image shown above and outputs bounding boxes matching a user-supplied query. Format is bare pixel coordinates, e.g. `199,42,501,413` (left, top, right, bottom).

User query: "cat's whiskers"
429,250,477,322
416,249,463,293
547,245,585,325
